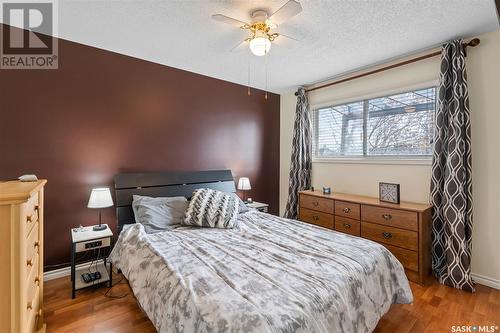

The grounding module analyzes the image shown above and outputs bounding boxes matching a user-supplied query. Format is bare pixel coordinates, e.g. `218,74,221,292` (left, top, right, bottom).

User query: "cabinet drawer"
335,200,360,220
334,216,360,237
26,221,39,266
24,192,40,236
384,244,418,272
299,208,334,229
299,194,333,214
361,205,417,231
26,254,41,309
26,285,41,333
361,222,418,251
26,252,39,280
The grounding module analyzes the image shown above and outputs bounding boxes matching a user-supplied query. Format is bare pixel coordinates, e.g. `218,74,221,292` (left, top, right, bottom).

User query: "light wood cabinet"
0,180,47,333
299,190,432,285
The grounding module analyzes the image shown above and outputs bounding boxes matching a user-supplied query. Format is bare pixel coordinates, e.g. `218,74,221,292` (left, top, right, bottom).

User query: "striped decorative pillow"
182,188,239,228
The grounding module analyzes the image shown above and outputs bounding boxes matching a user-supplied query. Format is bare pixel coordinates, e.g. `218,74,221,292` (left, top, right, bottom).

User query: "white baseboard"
472,272,500,290
44,260,105,281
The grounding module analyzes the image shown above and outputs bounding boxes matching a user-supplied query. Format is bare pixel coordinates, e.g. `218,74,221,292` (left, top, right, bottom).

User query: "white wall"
280,30,500,288
466,31,500,287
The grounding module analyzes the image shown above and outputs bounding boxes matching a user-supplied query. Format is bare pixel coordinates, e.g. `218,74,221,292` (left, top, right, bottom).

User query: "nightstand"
70,224,113,299
246,201,269,213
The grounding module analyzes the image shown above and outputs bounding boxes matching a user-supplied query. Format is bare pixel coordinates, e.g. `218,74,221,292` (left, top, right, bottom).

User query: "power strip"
75,237,110,253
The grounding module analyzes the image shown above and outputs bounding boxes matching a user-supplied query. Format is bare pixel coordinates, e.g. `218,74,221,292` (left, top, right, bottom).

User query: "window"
312,87,436,159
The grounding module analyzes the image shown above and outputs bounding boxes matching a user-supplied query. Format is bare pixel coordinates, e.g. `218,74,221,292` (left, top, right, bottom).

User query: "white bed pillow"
132,195,188,233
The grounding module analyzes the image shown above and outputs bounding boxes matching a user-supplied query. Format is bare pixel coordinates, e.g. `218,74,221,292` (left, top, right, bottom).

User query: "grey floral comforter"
109,210,412,333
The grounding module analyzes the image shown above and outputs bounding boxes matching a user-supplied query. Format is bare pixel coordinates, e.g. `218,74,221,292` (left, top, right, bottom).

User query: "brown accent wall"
0,33,280,269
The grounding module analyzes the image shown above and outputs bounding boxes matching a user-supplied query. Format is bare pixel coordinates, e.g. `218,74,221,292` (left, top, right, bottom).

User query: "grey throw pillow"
235,194,250,214
182,188,239,228
132,195,188,233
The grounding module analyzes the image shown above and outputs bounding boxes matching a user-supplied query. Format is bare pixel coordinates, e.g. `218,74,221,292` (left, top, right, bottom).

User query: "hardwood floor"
44,275,156,333
375,282,500,333
44,274,500,333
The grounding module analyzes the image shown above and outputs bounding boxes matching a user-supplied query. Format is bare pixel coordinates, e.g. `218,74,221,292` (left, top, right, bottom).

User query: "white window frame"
310,81,438,165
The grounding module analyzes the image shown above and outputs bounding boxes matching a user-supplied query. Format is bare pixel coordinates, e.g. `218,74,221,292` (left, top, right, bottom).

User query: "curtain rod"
297,38,480,96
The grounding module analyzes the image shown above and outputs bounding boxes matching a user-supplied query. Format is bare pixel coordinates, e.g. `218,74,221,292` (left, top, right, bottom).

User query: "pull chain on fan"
247,55,251,96
265,48,268,100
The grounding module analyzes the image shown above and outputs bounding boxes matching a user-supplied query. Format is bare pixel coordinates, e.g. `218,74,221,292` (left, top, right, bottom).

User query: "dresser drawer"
300,194,333,214
26,254,41,309
335,200,361,220
26,251,39,281
299,208,334,229
26,221,39,267
384,244,418,272
24,192,40,236
26,285,41,333
361,205,417,231
361,222,418,251
334,216,360,237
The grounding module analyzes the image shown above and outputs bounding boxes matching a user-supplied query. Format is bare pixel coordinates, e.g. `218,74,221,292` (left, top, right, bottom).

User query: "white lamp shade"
87,188,114,208
237,177,251,190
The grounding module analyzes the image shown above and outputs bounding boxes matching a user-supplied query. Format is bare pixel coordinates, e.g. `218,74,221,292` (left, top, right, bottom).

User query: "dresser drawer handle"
36,309,42,318
27,207,39,222
382,214,392,220
312,201,319,206
27,259,33,267
382,231,393,239
312,215,319,221
27,301,33,310
35,277,40,285
342,223,351,229
343,207,351,213
34,241,40,249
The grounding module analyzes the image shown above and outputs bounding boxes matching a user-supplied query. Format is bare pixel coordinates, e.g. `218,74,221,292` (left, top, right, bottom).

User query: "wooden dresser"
298,190,432,285
0,180,47,333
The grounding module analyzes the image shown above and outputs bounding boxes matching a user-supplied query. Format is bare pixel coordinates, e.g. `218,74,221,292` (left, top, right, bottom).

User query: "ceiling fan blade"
273,34,299,50
212,14,249,28
230,40,249,53
276,33,301,42
268,0,302,26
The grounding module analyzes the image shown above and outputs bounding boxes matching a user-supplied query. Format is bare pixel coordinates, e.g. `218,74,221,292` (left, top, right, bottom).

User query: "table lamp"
237,177,251,203
87,187,114,231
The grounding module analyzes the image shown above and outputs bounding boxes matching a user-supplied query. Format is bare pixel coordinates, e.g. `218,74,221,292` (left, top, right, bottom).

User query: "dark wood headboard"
114,170,236,232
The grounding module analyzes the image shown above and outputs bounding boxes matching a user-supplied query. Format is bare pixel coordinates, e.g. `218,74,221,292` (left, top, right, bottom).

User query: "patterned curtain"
284,88,312,219
430,40,474,292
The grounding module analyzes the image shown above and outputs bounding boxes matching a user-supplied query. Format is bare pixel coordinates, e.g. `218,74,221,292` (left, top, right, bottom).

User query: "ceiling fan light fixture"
249,36,271,56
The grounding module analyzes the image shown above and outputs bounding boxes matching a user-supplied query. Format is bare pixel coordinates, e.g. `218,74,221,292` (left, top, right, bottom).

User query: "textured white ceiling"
24,1,500,92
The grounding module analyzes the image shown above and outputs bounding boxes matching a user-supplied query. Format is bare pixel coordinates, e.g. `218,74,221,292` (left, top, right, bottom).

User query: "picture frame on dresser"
379,182,401,204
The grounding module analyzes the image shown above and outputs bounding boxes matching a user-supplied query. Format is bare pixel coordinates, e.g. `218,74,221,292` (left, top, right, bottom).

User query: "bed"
109,170,413,333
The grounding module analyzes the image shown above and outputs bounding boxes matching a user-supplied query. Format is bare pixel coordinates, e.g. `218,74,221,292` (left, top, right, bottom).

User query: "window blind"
312,87,436,158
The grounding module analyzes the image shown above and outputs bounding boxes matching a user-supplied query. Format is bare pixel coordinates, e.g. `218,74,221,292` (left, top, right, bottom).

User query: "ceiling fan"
212,0,302,56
